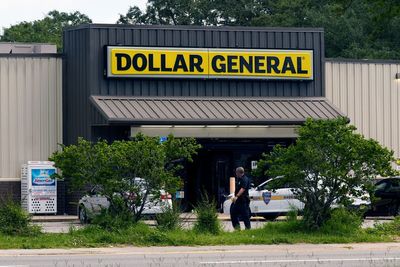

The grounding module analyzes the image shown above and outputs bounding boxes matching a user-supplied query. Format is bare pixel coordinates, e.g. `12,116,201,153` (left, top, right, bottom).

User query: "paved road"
0,243,399,267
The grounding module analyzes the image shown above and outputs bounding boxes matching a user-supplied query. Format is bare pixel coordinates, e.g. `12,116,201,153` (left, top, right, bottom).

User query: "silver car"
78,178,172,223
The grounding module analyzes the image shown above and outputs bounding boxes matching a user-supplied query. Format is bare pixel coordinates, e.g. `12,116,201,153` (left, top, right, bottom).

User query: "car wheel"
79,206,88,224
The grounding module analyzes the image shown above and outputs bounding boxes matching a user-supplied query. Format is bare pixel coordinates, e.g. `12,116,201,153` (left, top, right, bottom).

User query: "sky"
1,0,147,30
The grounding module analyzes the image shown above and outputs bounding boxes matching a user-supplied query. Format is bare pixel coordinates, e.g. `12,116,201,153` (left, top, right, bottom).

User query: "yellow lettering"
108,47,313,80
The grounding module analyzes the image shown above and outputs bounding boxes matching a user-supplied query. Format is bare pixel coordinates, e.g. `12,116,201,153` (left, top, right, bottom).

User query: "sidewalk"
31,213,394,225
32,212,268,223
31,213,270,223
32,214,270,233
32,215,78,222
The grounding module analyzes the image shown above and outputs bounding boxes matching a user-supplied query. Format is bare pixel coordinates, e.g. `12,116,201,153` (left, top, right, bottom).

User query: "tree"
118,0,220,25
117,0,270,26
118,0,400,59
1,10,91,51
49,134,200,222
254,117,397,229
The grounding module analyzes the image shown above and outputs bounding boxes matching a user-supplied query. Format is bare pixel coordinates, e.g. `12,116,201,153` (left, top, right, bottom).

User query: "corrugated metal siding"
325,60,400,159
63,25,325,144
90,96,344,124
0,56,62,179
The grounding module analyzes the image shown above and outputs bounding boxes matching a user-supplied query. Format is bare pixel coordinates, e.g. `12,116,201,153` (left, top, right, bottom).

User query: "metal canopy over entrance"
90,95,344,138
90,95,344,125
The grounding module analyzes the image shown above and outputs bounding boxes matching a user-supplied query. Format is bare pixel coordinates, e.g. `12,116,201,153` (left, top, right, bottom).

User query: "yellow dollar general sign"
106,46,313,80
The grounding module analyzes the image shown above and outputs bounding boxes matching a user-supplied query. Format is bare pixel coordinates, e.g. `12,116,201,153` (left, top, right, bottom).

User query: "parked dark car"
366,177,400,216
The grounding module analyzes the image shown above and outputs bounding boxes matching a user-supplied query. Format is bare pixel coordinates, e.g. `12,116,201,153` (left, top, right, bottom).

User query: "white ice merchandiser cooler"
21,161,57,214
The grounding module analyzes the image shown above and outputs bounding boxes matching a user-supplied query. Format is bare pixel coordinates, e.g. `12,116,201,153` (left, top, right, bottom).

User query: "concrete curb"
32,216,79,223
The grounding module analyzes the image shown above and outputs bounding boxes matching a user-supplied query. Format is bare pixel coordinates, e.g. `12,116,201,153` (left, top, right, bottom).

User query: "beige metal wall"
1,56,398,178
0,56,62,179
325,60,400,159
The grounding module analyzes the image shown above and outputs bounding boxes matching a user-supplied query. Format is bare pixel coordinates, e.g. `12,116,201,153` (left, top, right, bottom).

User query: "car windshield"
375,181,387,191
257,177,287,191
259,180,274,191
387,179,400,192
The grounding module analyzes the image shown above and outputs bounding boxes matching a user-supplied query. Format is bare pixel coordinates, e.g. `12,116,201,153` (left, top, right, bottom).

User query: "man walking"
230,167,251,230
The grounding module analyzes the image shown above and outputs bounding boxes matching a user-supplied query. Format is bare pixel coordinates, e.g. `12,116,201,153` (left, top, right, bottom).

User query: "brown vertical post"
229,177,235,195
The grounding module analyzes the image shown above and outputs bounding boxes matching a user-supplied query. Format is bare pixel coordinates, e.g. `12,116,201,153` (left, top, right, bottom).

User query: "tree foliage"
118,0,400,59
254,117,397,229
2,2,398,58
49,134,200,222
0,10,91,51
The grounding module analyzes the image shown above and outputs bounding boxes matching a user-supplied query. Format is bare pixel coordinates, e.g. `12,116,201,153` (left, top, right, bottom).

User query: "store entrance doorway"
184,138,295,211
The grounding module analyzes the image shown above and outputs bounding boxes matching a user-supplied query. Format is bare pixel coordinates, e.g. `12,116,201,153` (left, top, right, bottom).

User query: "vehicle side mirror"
250,183,255,188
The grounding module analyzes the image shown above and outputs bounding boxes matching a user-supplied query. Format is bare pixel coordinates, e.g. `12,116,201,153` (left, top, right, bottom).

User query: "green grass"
0,219,396,249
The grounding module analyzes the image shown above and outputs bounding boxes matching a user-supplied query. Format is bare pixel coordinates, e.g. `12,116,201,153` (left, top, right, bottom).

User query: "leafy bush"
0,201,41,236
193,196,221,235
367,216,400,235
50,134,200,223
286,208,299,223
155,203,182,231
255,117,396,229
72,222,178,246
263,208,362,236
91,207,135,232
320,208,362,235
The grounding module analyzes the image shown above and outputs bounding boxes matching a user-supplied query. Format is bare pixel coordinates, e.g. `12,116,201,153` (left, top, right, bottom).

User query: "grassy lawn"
0,220,397,249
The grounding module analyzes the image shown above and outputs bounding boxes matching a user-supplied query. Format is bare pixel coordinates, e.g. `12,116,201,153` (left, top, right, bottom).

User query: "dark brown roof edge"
91,95,330,101
64,24,324,33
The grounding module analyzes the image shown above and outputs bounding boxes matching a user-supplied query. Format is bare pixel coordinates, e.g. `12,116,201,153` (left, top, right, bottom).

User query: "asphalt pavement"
0,243,399,267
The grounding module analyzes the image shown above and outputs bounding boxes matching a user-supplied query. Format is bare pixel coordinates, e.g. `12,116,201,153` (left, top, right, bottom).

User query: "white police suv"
223,177,370,220
223,177,303,220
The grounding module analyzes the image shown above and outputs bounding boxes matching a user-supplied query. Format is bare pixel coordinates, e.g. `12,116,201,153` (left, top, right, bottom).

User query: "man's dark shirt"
235,175,250,203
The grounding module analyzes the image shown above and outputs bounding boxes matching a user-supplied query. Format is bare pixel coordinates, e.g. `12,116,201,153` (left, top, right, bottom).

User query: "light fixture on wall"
396,73,400,79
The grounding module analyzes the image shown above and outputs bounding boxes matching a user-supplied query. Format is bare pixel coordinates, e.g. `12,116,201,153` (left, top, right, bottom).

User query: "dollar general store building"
0,25,399,214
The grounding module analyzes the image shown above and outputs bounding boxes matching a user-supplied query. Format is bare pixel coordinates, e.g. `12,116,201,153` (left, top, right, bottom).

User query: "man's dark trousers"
230,200,251,230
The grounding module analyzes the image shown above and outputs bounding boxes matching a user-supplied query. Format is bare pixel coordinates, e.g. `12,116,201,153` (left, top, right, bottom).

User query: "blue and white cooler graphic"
21,162,57,214
31,169,56,187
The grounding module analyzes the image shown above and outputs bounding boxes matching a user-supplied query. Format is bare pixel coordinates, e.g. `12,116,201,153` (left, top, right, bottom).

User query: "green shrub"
368,216,400,235
320,208,362,235
264,208,362,237
263,208,363,236
91,208,135,232
286,208,299,222
193,196,221,235
263,216,304,233
73,222,177,246
155,202,182,231
0,201,41,236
